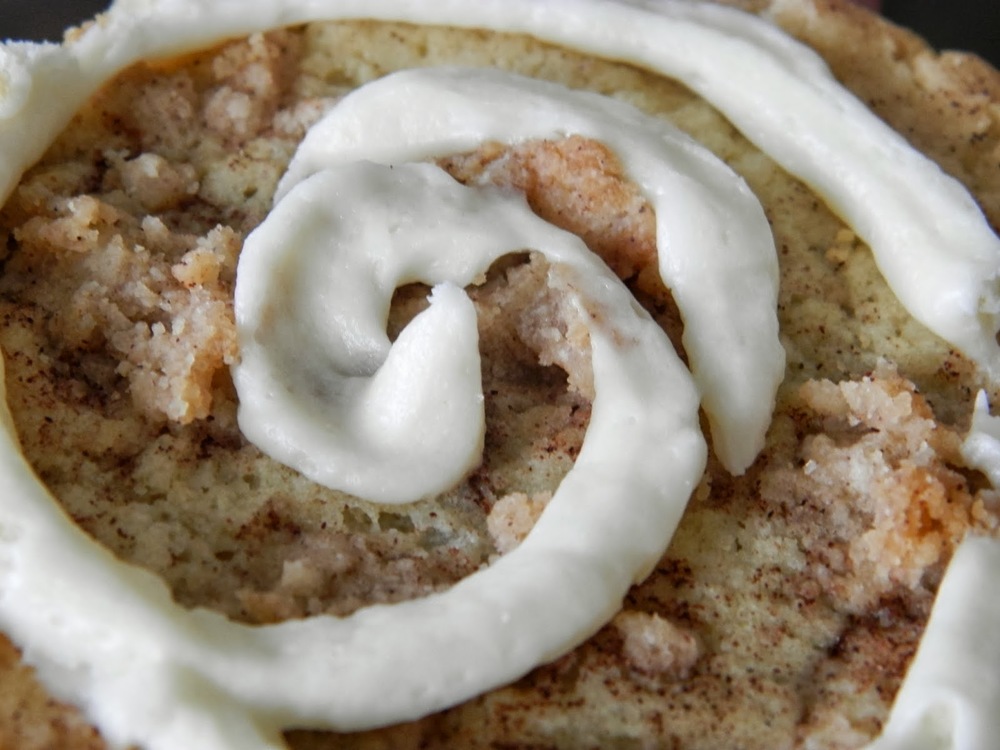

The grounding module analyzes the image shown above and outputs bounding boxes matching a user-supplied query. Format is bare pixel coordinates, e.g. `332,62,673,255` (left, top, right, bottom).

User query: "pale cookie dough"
0,1,998,748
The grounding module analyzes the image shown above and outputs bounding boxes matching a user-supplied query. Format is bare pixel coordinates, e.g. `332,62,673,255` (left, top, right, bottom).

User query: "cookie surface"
0,1,998,748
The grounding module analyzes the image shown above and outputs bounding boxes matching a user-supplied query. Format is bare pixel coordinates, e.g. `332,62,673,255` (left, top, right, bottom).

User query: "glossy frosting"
0,2,998,749
250,65,781,485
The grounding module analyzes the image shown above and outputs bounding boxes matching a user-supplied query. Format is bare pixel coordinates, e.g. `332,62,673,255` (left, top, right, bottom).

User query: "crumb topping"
0,6,998,749
765,363,999,614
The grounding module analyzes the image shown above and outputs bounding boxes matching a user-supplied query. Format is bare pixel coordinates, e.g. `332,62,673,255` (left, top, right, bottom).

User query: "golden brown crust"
766,0,1000,229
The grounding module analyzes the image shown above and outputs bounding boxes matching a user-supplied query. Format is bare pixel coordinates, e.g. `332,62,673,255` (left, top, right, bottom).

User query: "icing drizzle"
0,2,996,749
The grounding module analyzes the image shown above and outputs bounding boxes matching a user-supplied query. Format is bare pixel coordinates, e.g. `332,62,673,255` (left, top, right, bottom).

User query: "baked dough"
0,1,998,748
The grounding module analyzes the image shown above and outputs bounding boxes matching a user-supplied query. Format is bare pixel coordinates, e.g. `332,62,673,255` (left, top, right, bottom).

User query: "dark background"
0,1,997,66
882,0,999,65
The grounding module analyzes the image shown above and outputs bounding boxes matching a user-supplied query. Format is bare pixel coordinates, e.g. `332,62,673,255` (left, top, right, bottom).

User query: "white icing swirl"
960,391,1000,489
612,0,1000,376
0,157,708,747
864,536,1000,750
234,163,490,502
265,65,782,479
0,2,997,750
0,0,996,377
